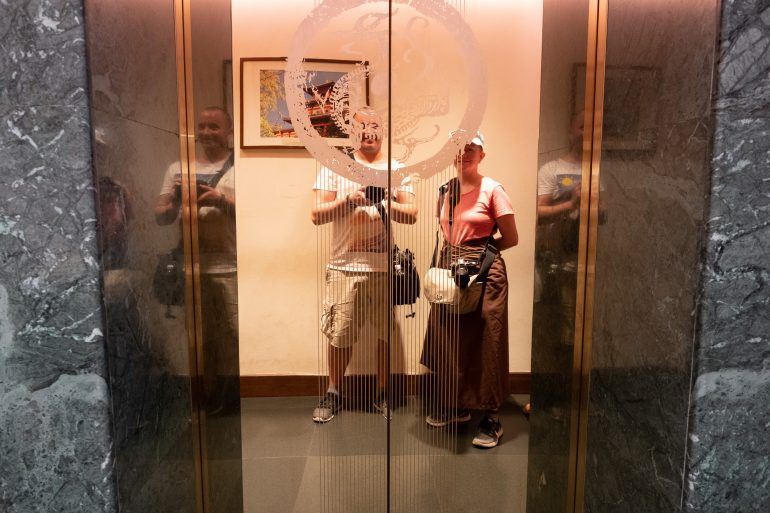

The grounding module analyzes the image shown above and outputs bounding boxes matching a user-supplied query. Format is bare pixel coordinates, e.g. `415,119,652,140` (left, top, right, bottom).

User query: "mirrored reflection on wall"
527,0,591,512
84,1,199,512
181,0,594,512
185,0,243,511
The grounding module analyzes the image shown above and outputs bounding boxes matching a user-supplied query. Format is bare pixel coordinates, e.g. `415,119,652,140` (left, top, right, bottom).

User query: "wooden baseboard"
240,373,531,397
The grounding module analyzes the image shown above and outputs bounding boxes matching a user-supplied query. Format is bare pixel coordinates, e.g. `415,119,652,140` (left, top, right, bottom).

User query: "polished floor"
241,395,530,513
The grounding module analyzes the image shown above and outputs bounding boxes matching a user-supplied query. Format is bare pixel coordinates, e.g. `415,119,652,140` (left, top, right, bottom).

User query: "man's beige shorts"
321,268,389,348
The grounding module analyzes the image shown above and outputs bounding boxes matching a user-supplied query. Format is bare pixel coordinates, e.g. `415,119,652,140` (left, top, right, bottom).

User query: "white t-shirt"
313,159,413,273
537,157,582,271
160,156,237,274
537,157,582,201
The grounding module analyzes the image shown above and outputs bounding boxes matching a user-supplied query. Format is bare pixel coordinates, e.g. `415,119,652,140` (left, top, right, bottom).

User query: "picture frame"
240,57,369,150
573,63,659,153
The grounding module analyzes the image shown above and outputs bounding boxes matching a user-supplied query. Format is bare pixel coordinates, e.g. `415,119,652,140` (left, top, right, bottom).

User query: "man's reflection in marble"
531,111,584,421
155,107,238,415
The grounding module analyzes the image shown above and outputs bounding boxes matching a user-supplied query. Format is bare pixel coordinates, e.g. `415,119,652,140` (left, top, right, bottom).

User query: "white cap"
449,129,486,149
470,131,485,148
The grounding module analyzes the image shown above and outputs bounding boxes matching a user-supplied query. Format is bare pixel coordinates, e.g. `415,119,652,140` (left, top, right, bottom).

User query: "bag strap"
207,153,234,189
430,182,451,268
375,199,397,255
475,238,499,282
375,200,388,226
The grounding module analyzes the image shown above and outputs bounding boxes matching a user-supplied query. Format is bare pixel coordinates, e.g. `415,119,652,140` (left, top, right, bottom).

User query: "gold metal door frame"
171,0,610,511
569,0,608,511
173,0,208,512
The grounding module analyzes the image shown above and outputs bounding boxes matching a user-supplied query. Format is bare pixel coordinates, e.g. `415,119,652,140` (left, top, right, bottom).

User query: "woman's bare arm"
494,213,518,251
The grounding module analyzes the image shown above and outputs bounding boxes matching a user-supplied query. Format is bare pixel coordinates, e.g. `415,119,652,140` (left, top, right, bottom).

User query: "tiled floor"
241,395,529,513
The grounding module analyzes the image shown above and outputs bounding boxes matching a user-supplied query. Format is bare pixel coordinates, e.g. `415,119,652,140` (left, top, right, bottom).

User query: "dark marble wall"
83,1,199,512
583,1,719,512
685,2,770,512
0,1,116,511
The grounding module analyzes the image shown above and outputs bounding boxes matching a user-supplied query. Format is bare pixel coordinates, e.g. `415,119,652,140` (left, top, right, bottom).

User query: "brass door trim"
172,1,609,512
565,0,600,509
173,0,208,512
571,0,608,511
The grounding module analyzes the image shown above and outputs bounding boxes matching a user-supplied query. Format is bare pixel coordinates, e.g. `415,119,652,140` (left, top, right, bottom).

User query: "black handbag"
375,203,420,308
152,243,185,307
392,244,420,306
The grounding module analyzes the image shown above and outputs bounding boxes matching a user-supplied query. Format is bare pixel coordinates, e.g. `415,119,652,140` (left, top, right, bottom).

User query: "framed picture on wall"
573,63,659,153
240,57,369,149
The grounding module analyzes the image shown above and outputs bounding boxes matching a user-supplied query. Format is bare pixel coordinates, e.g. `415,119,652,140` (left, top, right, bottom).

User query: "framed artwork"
574,64,659,153
240,57,369,149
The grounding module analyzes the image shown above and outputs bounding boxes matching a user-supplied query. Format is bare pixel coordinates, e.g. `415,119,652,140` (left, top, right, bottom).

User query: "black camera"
451,258,480,288
364,186,387,203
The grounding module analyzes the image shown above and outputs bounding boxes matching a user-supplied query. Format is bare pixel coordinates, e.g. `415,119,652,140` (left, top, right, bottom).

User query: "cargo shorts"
321,268,390,348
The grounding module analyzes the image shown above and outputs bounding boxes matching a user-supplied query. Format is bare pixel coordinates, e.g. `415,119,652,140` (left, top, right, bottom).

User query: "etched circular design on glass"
285,0,487,186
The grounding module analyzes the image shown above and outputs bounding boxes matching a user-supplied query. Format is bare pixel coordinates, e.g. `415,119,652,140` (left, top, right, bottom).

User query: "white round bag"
423,267,484,314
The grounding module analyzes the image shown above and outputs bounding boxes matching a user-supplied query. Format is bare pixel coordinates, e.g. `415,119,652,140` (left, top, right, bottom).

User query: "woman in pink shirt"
421,133,519,448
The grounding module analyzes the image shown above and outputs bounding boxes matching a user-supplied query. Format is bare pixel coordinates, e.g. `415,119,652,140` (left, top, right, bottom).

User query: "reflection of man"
536,109,583,265
310,106,417,423
155,106,238,414
530,111,584,420
536,111,583,346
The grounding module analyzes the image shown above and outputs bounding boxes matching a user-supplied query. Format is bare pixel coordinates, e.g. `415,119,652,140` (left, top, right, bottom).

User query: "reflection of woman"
421,133,519,449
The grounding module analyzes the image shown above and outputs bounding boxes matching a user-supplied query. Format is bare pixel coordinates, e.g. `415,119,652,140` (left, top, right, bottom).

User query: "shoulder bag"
374,202,420,309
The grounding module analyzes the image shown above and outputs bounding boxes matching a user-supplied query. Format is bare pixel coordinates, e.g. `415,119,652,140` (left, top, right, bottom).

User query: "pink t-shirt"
439,176,515,245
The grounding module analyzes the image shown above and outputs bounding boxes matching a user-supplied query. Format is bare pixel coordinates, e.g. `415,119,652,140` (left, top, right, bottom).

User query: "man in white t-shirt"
156,107,236,273
537,111,584,273
530,112,585,421
155,106,238,415
310,106,417,423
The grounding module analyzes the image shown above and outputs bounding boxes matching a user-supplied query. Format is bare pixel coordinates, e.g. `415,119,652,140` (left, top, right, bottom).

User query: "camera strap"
430,182,451,268
476,239,499,283
374,200,389,227
206,153,234,189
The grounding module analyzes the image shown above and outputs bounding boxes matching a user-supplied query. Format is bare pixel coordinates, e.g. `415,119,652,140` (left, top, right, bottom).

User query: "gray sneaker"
472,416,503,448
373,391,393,420
425,409,471,428
313,392,341,423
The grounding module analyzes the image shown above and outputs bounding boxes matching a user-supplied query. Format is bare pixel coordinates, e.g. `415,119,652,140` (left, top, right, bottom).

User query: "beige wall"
233,0,542,376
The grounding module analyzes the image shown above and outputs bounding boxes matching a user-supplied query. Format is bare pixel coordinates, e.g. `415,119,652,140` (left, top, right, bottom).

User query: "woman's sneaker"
425,409,471,427
472,416,503,448
313,392,341,423
373,391,392,420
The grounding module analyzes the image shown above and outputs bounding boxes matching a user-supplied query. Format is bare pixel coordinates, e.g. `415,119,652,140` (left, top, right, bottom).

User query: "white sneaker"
425,409,471,428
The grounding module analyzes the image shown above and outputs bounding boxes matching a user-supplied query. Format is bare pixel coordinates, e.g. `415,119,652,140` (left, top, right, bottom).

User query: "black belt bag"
375,202,420,307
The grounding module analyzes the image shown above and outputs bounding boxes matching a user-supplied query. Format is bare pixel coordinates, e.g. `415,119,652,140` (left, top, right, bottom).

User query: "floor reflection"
240,395,529,513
